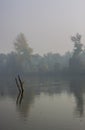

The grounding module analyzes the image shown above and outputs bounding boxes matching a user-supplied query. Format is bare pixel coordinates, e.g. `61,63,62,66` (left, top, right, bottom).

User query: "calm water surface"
0,76,85,130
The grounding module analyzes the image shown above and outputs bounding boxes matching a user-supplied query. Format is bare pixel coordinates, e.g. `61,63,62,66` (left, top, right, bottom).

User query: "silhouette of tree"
71,33,83,57
69,33,83,74
14,33,33,56
14,33,33,72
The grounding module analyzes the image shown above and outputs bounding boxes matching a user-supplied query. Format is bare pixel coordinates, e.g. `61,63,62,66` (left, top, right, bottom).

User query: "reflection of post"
16,92,21,104
16,91,24,105
16,89,35,118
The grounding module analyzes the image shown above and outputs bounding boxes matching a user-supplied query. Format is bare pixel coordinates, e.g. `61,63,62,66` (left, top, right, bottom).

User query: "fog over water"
0,76,85,130
1,1,85,130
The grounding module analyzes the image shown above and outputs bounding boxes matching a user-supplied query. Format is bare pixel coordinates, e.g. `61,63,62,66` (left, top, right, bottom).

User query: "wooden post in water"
15,78,21,93
15,75,24,105
15,75,24,93
18,75,24,93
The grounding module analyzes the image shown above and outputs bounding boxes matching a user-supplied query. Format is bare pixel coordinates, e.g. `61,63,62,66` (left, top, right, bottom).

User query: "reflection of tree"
1,75,85,119
69,79,85,117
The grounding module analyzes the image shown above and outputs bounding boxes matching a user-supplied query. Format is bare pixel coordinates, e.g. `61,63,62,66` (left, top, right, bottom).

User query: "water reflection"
69,78,85,117
16,91,24,105
0,76,85,119
16,89,35,118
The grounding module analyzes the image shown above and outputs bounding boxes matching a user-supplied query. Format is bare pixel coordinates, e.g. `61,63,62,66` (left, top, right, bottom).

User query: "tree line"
0,33,85,76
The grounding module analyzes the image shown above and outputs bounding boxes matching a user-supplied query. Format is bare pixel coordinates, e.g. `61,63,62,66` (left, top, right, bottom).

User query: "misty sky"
0,0,85,55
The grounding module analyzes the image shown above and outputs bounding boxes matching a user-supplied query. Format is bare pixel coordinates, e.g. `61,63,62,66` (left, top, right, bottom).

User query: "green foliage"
1,32,85,75
14,33,33,56
71,33,83,57
69,33,85,74
14,33,33,71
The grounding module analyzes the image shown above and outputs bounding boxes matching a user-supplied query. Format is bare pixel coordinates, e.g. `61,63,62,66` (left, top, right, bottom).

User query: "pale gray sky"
0,0,85,55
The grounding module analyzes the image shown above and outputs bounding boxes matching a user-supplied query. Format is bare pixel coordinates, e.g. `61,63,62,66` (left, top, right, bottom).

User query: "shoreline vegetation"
0,33,85,77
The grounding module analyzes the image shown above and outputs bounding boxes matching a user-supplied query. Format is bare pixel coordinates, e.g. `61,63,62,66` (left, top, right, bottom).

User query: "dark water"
0,76,85,130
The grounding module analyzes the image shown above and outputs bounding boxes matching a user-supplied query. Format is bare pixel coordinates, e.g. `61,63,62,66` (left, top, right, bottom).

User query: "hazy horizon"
1,0,85,55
